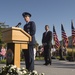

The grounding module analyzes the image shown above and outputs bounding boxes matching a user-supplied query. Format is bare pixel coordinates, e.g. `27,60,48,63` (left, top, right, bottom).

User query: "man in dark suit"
22,12,36,72
42,25,52,65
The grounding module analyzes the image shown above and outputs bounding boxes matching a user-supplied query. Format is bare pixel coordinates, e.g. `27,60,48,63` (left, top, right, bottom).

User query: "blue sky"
0,0,75,45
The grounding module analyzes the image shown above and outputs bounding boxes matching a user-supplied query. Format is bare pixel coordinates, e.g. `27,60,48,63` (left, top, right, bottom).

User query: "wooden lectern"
1,27,31,68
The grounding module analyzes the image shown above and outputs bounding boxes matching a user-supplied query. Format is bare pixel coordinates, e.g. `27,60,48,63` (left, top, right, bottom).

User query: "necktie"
45,32,47,36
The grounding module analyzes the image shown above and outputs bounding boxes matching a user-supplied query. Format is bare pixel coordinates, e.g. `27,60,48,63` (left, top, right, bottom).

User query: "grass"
0,59,6,64
35,57,44,60
0,57,44,64
67,48,75,52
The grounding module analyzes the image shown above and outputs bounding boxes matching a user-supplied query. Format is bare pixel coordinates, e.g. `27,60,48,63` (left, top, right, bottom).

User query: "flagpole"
53,25,60,50
72,40,74,61
71,20,74,61
61,24,68,60
61,24,63,49
53,25,55,47
61,24,64,60
71,35,74,61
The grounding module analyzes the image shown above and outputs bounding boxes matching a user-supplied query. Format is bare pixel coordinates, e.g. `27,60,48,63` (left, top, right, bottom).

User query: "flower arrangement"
0,65,45,75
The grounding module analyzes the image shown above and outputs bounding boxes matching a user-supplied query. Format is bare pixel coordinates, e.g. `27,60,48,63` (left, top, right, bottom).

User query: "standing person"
59,45,65,60
42,25,52,65
0,45,2,61
22,12,36,72
0,46,6,60
33,47,36,60
51,45,56,59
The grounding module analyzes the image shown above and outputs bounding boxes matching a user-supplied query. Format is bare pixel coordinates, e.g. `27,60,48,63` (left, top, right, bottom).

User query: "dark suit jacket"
42,31,52,48
23,21,36,45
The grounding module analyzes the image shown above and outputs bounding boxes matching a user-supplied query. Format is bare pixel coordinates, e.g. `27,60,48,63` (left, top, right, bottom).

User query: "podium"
1,27,31,68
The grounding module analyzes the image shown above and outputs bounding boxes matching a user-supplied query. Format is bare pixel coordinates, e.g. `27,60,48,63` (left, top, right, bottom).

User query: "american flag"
53,26,60,48
61,24,69,47
71,20,75,45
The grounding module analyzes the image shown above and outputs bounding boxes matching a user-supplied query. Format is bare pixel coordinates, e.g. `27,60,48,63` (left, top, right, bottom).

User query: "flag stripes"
52,21,75,47
53,26,60,48
61,24,69,47
71,21,75,45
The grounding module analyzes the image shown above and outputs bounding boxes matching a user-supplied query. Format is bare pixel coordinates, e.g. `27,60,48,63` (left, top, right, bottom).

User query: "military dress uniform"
22,12,36,71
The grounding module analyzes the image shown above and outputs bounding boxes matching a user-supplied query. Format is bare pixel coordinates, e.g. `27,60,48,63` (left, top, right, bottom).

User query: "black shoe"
46,63,49,66
43,63,49,66
49,60,52,65
49,62,51,65
43,63,47,65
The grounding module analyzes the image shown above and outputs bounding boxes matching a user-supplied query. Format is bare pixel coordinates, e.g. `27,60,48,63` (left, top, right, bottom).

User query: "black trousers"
44,45,51,64
23,45,34,71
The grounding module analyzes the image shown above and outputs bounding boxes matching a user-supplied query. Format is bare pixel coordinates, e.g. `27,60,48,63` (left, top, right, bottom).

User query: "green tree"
0,27,2,41
0,22,9,46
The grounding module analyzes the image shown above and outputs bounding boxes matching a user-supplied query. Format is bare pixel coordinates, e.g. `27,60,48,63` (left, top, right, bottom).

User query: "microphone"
15,22,21,27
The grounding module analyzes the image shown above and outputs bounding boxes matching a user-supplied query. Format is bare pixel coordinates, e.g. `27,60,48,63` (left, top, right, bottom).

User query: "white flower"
41,73,45,75
39,73,45,75
21,67,25,70
0,65,45,75
8,68,12,72
10,65,17,69
32,70,38,74
23,70,27,74
3,65,6,67
16,68,21,73
2,65,5,69
6,73,10,75
17,68,21,71
17,71,23,75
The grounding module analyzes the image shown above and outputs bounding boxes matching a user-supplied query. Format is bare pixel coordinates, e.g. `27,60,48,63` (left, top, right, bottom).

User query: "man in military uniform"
42,25,52,65
22,12,36,72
